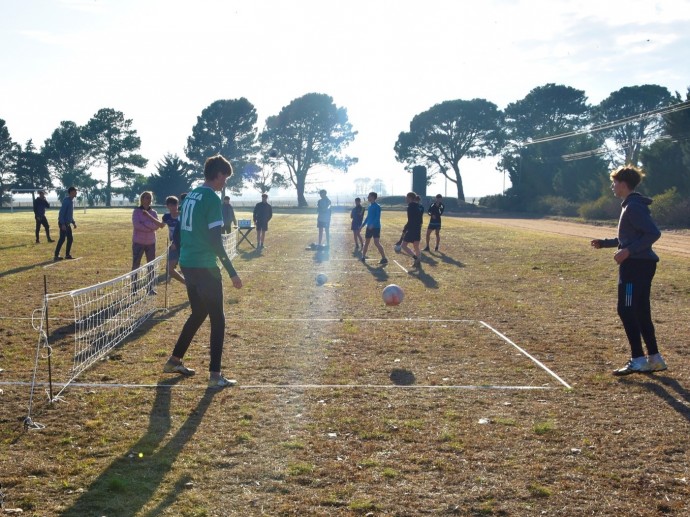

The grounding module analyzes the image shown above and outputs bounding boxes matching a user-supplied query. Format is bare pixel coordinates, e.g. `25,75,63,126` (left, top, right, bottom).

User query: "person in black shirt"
33,190,53,243
424,194,445,252
350,197,365,251
401,191,423,268
253,193,273,249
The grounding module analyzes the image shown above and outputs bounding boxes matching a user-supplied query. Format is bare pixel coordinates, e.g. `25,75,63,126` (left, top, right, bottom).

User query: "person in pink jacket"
132,191,165,277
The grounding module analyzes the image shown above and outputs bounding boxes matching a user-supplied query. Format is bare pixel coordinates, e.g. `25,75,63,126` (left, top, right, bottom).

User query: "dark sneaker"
208,374,237,388
163,360,196,377
54,256,63,261
379,258,388,264
435,246,439,251
613,357,651,376
48,238,55,242
360,256,367,263
422,246,430,252
65,255,74,259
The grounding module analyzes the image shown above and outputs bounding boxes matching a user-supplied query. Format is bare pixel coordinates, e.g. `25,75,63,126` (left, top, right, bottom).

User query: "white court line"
480,321,572,390
0,380,553,391
393,259,408,273
43,257,83,269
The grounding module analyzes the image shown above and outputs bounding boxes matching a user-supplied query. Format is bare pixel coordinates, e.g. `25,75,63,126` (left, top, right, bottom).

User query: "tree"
395,98,503,201
498,84,607,204
83,108,148,206
251,160,288,195
185,98,260,193
593,84,673,166
14,139,52,199
42,121,92,190
640,88,690,196
147,153,195,202
0,119,19,206
260,93,357,207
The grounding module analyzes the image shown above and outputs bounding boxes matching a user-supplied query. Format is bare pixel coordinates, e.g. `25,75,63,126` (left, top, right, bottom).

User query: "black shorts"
428,222,441,230
403,228,421,243
255,221,268,231
365,227,381,239
317,220,330,229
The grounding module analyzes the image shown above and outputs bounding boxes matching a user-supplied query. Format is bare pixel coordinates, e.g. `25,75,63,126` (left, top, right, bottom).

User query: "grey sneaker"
163,360,196,377
647,354,668,372
613,357,651,376
208,375,237,388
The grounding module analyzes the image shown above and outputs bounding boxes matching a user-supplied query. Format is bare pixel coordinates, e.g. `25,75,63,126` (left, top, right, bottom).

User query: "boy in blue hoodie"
591,165,666,375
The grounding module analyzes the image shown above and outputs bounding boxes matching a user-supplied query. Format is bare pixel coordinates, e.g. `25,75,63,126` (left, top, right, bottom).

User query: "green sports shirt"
179,185,224,268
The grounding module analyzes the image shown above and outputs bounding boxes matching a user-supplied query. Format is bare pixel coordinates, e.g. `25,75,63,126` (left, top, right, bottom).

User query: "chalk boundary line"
1,317,571,390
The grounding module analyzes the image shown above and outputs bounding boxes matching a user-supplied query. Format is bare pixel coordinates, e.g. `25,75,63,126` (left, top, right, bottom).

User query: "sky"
1,0,689,200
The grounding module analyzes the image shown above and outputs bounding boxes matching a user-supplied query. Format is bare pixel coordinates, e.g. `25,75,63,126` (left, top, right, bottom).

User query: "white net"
26,253,166,425
223,227,238,259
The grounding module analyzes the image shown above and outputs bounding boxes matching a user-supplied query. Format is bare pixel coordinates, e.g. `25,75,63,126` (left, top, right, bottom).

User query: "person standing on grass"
401,191,423,268
350,197,365,251
424,194,445,252
253,193,272,249
131,191,165,294
360,191,388,265
590,165,667,376
222,195,237,233
162,196,185,285
53,186,77,261
33,190,53,244
164,154,243,388
317,189,332,248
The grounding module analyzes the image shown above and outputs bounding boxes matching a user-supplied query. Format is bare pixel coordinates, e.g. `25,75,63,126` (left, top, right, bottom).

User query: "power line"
520,100,690,147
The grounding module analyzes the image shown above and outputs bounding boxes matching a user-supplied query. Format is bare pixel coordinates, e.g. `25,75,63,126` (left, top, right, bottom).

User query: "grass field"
1,207,689,516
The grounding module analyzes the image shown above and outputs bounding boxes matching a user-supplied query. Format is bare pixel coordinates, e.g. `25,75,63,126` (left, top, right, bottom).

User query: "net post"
164,238,170,311
43,275,54,403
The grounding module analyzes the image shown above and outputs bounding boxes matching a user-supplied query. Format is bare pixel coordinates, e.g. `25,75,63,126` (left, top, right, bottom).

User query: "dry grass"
0,206,689,516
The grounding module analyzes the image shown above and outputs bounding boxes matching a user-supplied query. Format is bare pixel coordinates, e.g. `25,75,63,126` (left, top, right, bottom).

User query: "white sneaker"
613,357,651,376
208,374,237,388
163,360,196,376
647,353,668,372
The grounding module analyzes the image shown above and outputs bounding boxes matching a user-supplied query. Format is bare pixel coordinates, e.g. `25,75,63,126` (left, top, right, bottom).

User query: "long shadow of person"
434,251,465,268
0,259,55,279
621,375,690,423
362,260,389,282
408,263,439,289
60,379,221,516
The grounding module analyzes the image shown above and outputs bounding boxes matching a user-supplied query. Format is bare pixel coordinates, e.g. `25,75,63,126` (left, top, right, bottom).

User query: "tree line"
1,84,689,219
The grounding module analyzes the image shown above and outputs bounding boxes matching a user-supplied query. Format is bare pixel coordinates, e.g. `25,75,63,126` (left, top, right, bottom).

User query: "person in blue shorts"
162,196,185,285
424,194,445,252
590,165,667,376
350,197,365,251
164,154,243,388
360,192,388,265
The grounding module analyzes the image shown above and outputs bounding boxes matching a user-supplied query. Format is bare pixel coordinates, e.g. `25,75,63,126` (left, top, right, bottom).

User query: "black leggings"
54,226,73,257
35,216,50,240
172,267,226,372
617,259,658,358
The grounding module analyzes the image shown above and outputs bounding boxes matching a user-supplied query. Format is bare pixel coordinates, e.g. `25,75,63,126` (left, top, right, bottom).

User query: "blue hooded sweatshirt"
600,192,660,261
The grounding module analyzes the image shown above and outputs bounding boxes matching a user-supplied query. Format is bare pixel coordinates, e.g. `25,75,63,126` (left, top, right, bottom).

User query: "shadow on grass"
434,251,465,268
239,247,263,260
0,243,30,252
407,264,439,289
361,260,389,282
622,375,690,422
313,248,330,264
60,379,221,516
0,259,55,279
390,368,416,386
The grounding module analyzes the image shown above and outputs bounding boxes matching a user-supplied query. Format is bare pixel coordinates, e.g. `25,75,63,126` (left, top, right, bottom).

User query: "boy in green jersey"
163,155,243,388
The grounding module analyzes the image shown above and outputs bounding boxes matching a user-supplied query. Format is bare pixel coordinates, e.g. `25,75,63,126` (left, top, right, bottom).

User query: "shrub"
651,188,690,227
579,195,620,221
532,196,580,217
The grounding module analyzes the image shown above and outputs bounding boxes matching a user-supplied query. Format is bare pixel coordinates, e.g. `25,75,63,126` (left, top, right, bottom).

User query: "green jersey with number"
179,185,223,268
